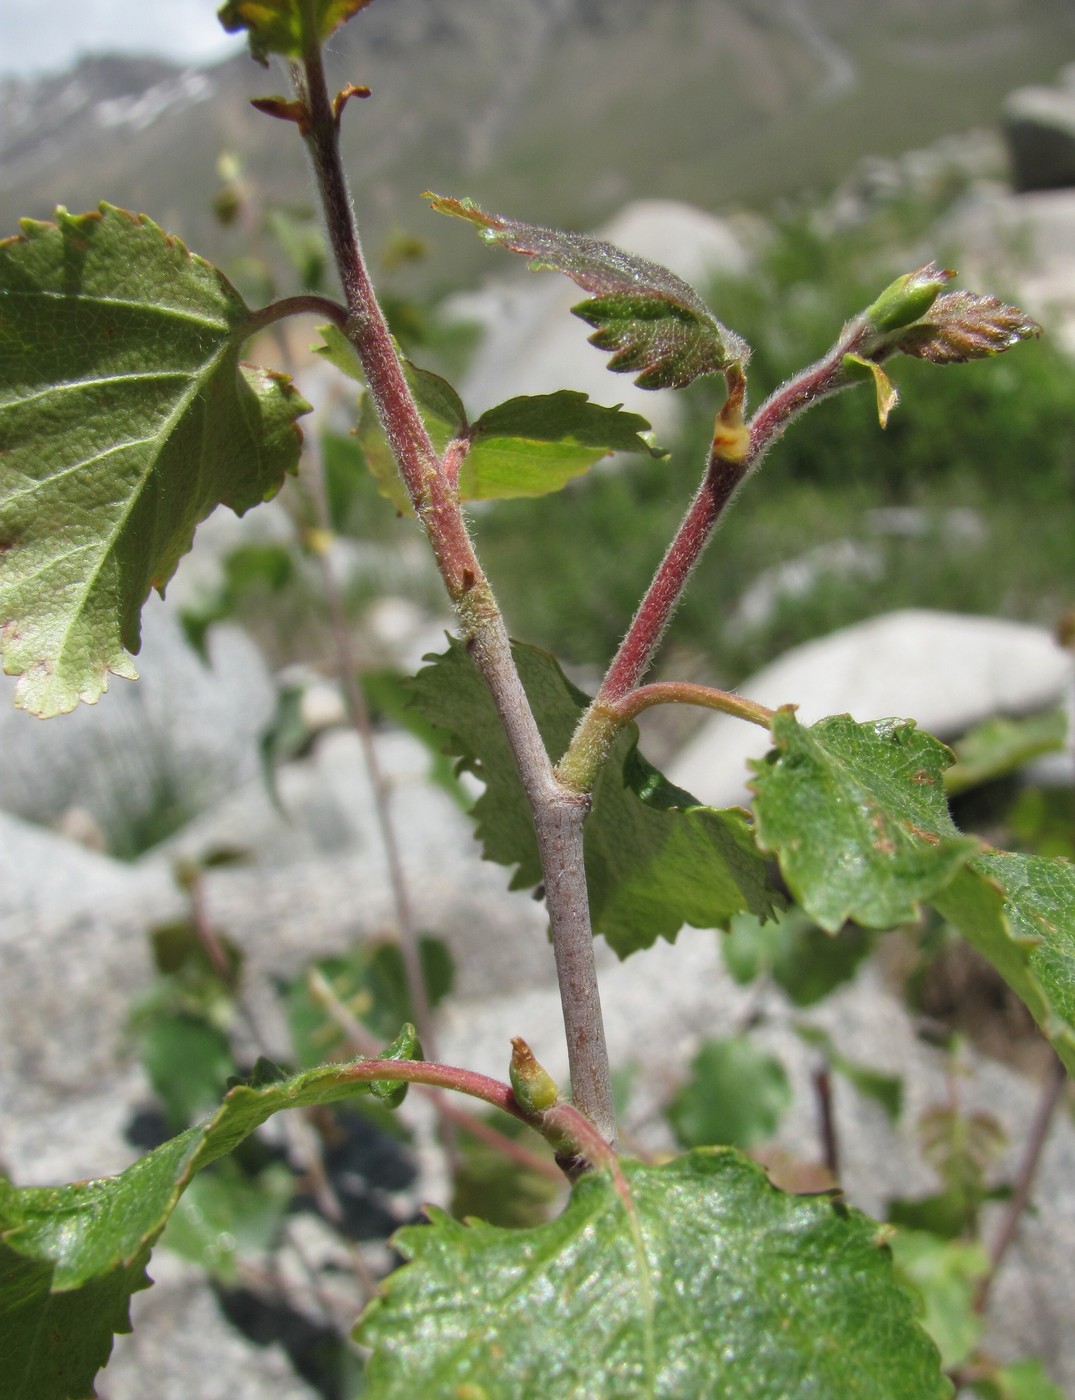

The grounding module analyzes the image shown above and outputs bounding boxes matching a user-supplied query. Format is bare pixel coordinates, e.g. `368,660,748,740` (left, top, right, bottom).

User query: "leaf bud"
863,263,955,334
509,1037,560,1113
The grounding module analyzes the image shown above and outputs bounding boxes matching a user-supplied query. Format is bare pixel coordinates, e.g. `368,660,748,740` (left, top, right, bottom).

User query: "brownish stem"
291,36,615,1144
813,1065,840,1179
973,1052,1067,1313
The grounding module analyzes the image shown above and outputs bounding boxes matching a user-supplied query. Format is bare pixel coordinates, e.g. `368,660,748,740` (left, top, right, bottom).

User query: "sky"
1,0,243,78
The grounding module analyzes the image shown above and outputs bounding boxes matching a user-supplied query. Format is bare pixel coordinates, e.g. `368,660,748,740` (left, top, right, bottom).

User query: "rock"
1002,81,1075,192
0,595,276,854
445,198,751,439
666,610,1075,810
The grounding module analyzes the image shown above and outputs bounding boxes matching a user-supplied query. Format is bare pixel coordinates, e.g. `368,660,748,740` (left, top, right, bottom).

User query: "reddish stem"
599,453,745,705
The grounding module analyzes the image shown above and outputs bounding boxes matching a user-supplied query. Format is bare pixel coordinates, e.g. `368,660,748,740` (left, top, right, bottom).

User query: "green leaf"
665,1037,791,1149
943,708,1068,795
180,542,295,661
450,1115,561,1231
0,1042,416,1396
890,1231,987,1370
140,1013,237,1130
0,1238,151,1400
369,1023,422,1108
217,0,374,65
971,1358,1068,1400
426,194,750,389
159,1159,293,1283
460,392,664,501
933,853,1075,1077
406,638,777,957
0,204,310,716
750,711,980,932
722,906,874,1006
358,1149,949,1399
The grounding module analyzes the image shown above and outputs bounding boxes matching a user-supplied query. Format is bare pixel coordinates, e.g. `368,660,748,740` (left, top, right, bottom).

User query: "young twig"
973,1052,1067,1313
291,36,615,1143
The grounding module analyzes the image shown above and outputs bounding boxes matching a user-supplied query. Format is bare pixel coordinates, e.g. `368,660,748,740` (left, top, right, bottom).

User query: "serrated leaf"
0,1238,151,1400
894,291,1041,364
426,194,749,389
218,0,374,65
943,708,1068,795
890,1231,987,1370
933,853,1075,1077
461,391,664,500
0,1043,413,1397
357,1148,949,1399
331,320,663,509
0,204,310,716
406,638,777,957
750,711,980,932
665,1037,791,1149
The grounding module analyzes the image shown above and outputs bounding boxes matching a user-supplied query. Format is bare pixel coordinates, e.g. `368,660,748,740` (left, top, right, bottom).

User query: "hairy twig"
291,37,614,1142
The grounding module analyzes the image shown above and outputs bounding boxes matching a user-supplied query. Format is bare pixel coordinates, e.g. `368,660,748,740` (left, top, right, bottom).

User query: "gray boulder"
1002,79,1075,192
667,610,1074,810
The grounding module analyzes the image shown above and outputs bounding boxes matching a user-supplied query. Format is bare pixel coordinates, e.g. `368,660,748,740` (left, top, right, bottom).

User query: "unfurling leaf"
0,204,310,716
894,291,1041,364
218,0,375,66
425,194,750,389
357,1150,949,1399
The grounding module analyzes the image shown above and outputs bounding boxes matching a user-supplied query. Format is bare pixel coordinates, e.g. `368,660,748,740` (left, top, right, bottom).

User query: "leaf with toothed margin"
316,325,665,511
933,853,1075,1079
749,710,980,932
405,637,777,957
893,291,1040,363
356,1148,950,1399
0,203,310,716
0,1034,416,1398
217,0,375,65
425,194,750,389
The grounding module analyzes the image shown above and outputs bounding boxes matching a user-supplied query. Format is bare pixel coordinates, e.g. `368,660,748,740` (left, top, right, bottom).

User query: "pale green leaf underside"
407,639,777,957
0,1048,409,1396
0,203,309,715
358,1149,949,1399
426,193,750,389
316,326,662,511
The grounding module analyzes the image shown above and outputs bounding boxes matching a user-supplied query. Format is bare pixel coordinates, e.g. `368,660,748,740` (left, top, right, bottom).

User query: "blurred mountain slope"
1,0,1073,284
